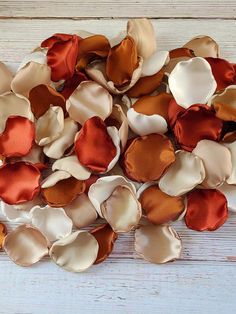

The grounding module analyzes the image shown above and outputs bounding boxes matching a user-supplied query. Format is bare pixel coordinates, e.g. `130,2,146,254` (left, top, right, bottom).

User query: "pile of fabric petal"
0,18,236,272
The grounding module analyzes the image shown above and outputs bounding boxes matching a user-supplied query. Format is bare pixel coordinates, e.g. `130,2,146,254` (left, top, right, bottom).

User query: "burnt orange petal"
139,185,185,225
132,92,173,120
185,189,228,231
29,84,66,118
75,116,117,173
173,104,223,151
41,33,80,81
169,48,195,59
0,162,41,205
60,72,88,100
41,177,85,207
122,134,175,182
106,36,138,87
91,224,118,264
0,222,7,250
0,116,35,157
213,102,236,122
126,69,164,98
168,99,186,128
206,57,236,90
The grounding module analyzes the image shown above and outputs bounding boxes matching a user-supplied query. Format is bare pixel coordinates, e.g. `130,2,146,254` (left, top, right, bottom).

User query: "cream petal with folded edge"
49,231,99,272
101,185,142,233
159,150,205,196
192,140,232,188
41,170,71,189
141,51,169,77
218,183,236,213
36,106,64,146
183,35,219,58
88,175,136,217
43,118,78,159
106,126,121,173
134,224,182,264
31,206,73,242
0,62,13,94
223,142,236,184
17,50,47,71
127,108,168,136
66,81,113,125
168,57,216,108
52,155,91,180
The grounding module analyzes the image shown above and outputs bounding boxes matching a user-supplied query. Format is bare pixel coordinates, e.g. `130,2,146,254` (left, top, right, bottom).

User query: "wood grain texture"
0,0,236,18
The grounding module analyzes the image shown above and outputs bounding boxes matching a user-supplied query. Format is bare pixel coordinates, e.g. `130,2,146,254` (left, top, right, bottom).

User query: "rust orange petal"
122,134,175,182
139,185,185,225
29,84,66,118
0,116,35,157
75,116,117,173
206,57,236,90
213,102,236,122
126,69,165,98
0,162,41,205
91,224,118,264
169,48,195,59
41,177,85,207
185,189,228,231
168,98,186,128
0,222,7,250
173,104,223,151
84,174,99,194
60,72,88,99
106,36,139,87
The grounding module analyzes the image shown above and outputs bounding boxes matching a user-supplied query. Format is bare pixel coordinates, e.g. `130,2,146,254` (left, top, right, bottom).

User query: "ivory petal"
41,170,71,189
0,62,13,94
141,51,169,77
223,142,236,184
218,183,236,212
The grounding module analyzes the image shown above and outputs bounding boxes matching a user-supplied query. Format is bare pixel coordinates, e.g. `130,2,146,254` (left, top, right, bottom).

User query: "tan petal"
3,224,48,266
36,106,64,146
134,225,181,264
192,140,232,188
101,185,141,233
159,150,205,196
49,231,98,272
0,62,13,94
183,35,219,58
127,18,157,59
64,193,98,228
66,81,112,125
223,141,236,184
11,61,51,97
218,183,236,212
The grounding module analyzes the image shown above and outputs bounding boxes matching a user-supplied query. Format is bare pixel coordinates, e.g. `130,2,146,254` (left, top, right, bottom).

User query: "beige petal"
64,193,98,228
31,206,73,242
141,51,169,77
11,61,51,98
127,18,157,59
101,185,141,233
66,81,112,125
106,126,121,173
223,142,236,184
0,92,34,133
192,140,232,188
218,183,236,212
88,175,136,217
17,144,44,164
18,50,47,71
0,62,13,94
41,170,71,189
36,106,64,146
183,35,219,58
49,231,98,272
169,57,216,108
159,150,205,196
43,118,78,159
3,224,49,266
134,225,181,264
52,155,91,180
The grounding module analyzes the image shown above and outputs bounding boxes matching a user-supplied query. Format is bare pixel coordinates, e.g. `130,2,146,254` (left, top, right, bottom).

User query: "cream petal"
223,142,236,184
52,155,91,180
106,126,121,173
3,224,49,266
11,61,51,98
31,205,73,242
218,183,236,212
101,185,141,233
49,231,98,272
43,118,78,159
36,106,64,146
141,51,169,77
66,81,113,125
64,194,98,229
0,62,13,94
192,140,232,188
127,18,157,59
41,171,71,189
127,107,168,136
183,35,219,58
88,175,136,217
18,50,47,71
159,150,205,196
134,225,181,264
18,144,44,164
0,92,34,133
169,57,216,108
136,181,157,199
109,31,126,47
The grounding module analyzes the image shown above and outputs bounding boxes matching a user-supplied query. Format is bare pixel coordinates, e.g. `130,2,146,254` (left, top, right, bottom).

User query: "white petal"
41,171,71,189
141,51,169,77
218,183,236,212
223,142,236,184
0,62,13,94
106,127,121,172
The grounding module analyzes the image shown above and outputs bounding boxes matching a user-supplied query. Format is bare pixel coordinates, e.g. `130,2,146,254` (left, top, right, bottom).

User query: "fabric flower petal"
60,72,88,99
41,170,71,188
165,48,194,74
0,61,13,94
183,35,219,58
134,225,182,264
218,183,236,213
18,50,47,71
141,51,169,77
185,189,228,231
0,222,7,250
223,141,236,184
168,98,186,128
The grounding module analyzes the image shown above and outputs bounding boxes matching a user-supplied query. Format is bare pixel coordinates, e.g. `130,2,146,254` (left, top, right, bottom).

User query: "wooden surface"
1,2,236,314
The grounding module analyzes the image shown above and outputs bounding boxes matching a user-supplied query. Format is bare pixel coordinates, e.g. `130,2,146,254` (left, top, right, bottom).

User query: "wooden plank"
0,0,236,19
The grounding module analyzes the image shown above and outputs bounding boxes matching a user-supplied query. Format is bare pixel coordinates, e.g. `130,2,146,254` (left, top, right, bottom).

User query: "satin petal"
0,222,7,249
165,47,194,74
183,36,219,58
0,61,13,94
141,51,169,77
218,183,236,212
223,141,236,184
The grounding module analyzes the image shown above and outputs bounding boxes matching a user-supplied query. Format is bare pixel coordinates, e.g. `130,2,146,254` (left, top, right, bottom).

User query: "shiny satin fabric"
0,222,7,249
168,98,186,128
60,72,88,100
